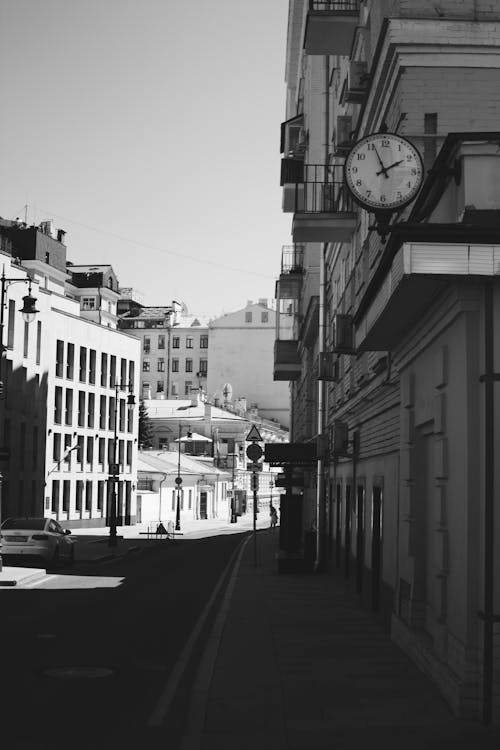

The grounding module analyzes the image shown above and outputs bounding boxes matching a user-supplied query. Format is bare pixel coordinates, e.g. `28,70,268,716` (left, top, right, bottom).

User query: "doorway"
344,484,351,579
371,485,383,611
200,491,208,519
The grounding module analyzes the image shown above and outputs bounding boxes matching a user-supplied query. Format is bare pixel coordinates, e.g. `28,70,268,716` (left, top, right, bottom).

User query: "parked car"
0,517,75,566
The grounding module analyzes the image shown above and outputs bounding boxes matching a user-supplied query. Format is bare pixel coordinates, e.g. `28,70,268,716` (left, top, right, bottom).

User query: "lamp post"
108,380,136,548
175,423,192,531
0,266,39,571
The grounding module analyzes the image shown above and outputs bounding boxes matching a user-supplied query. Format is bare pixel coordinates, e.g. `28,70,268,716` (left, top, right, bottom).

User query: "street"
0,531,248,750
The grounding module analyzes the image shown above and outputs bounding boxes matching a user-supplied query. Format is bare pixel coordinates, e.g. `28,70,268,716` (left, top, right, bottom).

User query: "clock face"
344,133,423,211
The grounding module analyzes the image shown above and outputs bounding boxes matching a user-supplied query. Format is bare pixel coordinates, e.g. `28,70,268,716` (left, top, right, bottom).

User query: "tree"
138,399,154,448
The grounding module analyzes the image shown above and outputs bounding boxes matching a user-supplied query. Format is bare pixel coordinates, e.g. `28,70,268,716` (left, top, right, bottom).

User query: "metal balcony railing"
309,1,359,11
281,245,305,274
293,164,353,213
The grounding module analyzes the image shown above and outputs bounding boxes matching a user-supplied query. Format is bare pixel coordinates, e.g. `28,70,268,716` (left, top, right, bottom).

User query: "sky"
0,0,291,319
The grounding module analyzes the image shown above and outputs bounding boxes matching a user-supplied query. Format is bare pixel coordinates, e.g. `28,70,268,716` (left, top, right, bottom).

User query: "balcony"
304,1,360,56
274,339,301,381
276,245,304,300
291,164,357,243
355,242,500,351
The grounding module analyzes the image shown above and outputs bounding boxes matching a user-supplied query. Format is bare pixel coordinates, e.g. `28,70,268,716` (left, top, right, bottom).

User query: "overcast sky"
0,0,291,318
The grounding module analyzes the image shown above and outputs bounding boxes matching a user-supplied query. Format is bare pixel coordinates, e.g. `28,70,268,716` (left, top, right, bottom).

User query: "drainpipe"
315,54,330,572
481,280,495,724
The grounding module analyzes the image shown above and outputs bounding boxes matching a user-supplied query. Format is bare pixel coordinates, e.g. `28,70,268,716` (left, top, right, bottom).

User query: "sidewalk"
194,529,500,750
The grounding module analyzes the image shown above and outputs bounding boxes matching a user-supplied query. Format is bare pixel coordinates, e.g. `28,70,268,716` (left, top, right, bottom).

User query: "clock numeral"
367,143,375,151
411,168,417,175
351,166,358,174
380,195,387,203
366,190,372,197
406,154,413,162
381,139,390,147
357,153,366,160
407,181,412,188
356,179,362,186
397,192,403,200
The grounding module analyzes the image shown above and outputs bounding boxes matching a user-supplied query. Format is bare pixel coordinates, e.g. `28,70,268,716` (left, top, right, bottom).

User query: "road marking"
24,575,57,588
179,535,250,749
146,536,247,727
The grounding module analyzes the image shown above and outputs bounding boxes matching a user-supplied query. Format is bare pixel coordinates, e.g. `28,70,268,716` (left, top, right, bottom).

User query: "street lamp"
175,423,192,531
0,266,39,571
108,381,136,548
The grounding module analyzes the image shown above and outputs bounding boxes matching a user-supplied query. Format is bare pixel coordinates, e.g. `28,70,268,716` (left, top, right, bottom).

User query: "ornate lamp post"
108,381,136,548
0,267,39,570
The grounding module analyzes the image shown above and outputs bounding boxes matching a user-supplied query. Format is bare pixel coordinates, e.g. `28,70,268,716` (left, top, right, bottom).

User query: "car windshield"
1,518,47,530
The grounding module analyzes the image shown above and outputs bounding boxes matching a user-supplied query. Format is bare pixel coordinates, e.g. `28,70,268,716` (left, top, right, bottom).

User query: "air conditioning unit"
333,420,349,456
341,61,369,104
317,352,340,382
333,314,355,354
334,115,352,154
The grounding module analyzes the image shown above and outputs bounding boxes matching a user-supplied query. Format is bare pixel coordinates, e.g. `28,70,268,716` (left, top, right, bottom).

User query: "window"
118,440,124,471
64,434,72,469
32,425,38,469
52,432,61,463
172,358,179,373
7,299,15,349
56,340,64,377
199,359,208,375
62,480,70,512
87,392,95,428
157,358,165,372
143,337,151,354
108,397,116,430
184,381,192,395
36,321,42,365
89,350,96,384
186,337,193,349
101,353,108,387
119,399,126,432
76,480,84,511
143,360,150,372
51,480,60,514
128,360,135,388
85,481,92,512
109,355,116,387
158,334,165,349
66,343,74,379
77,435,84,469
78,391,85,426
171,382,178,396
23,321,29,358
120,358,127,385
172,336,180,349
98,438,106,467
185,359,193,373
82,297,96,310
83,435,93,469
261,311,269,323
19,423,26,468
126,441,132,470
97,481,104,511
99,395,106,429
65,389,73,425
200,335,208,349
245,312,252,323
157,380,164,393
79,347,87,382
127,402,134,433
54,387,63,424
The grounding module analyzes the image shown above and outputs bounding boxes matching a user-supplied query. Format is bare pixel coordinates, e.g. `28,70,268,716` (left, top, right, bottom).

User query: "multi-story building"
278,0,500,722
118,295,209,400
208,299,291,429
0,219,141,529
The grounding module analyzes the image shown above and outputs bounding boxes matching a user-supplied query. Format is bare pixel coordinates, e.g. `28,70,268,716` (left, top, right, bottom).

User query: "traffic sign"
246,443,263,462
246,424,263,442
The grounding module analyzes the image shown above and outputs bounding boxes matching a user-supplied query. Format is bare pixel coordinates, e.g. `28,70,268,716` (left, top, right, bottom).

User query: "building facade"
0,220,141,529
279,0,500,722
208,300,291,429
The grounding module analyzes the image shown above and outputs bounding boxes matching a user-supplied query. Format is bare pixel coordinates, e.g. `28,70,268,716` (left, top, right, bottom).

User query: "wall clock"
344,132,423,211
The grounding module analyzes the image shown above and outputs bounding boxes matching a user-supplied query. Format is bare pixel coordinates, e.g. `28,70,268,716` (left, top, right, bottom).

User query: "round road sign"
246,443,263,462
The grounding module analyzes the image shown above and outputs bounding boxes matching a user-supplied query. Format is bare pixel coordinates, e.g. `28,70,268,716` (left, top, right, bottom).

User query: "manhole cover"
43,666,115,679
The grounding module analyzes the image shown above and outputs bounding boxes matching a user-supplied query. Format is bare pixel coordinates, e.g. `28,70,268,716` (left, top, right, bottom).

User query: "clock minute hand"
373,145,389,178
384,159,405,172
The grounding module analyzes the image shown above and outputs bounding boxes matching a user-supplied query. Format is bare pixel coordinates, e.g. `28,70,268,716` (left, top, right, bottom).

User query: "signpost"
246,425,263,566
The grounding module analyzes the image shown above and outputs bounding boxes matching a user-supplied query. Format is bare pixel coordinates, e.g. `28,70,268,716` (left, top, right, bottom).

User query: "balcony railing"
309,1,359,9
281,245,305,274
290,164,353,213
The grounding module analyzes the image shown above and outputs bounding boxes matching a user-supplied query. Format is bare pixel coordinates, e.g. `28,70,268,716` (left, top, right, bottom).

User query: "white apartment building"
0,221,141,529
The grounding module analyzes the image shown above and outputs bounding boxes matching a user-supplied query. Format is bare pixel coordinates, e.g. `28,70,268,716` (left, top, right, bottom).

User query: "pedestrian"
270,504,278,528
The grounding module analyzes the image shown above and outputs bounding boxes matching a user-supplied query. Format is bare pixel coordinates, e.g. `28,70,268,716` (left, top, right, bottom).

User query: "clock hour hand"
373,146,389,178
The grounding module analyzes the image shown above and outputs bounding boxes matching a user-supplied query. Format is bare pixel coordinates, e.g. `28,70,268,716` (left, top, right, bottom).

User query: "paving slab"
0,566,46,587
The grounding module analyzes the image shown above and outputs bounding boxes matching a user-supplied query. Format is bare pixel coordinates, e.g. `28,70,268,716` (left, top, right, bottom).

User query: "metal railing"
281,245,305,274
309,0,359,11
293,164,353,213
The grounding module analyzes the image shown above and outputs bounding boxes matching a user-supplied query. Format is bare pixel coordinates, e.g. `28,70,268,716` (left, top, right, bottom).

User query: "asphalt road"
0,532,248,750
